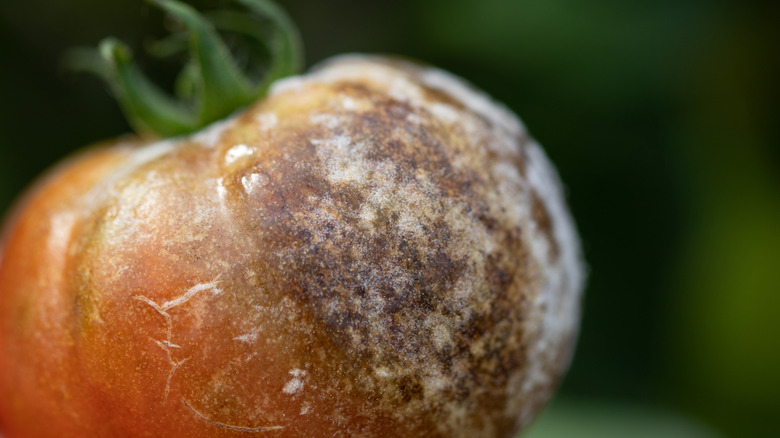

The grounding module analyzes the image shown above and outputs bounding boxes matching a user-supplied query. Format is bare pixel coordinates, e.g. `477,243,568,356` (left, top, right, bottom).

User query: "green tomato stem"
66,0,304,138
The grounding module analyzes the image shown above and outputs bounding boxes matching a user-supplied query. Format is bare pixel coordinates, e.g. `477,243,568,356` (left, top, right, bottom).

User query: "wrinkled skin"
0,56,585,438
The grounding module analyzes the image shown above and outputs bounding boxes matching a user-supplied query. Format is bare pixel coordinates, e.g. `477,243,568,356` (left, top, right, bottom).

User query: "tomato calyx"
65,0,303,138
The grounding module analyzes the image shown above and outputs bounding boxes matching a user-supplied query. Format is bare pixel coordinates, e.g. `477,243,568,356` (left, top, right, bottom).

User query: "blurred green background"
1,1,778,437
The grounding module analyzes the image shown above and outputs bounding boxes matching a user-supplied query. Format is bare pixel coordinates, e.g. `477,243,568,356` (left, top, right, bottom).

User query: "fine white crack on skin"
148,334,190,407
159,279,223,311
134,279,223,407
161,340,182,349
163,357,190,407
181,398,284,433
152,339,175,362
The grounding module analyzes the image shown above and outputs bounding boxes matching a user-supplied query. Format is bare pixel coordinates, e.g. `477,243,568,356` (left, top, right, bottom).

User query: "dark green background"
1,1,778,437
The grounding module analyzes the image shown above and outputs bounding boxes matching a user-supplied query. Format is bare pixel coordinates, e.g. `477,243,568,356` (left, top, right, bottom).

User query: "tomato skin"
0,144,137,438
0,56,584,438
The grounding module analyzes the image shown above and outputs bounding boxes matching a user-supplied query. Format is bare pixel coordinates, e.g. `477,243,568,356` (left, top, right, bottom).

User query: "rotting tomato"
0,1,585,437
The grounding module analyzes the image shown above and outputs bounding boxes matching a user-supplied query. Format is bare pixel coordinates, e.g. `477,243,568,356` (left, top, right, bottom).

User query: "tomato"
0,2,584,438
